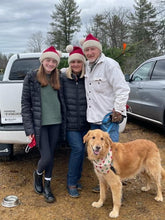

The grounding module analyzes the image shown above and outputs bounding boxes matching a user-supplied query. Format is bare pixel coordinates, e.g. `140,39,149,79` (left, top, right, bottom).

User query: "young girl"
21,46,62,203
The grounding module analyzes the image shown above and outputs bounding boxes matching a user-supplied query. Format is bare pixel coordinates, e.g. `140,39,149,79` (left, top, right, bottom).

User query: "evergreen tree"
158,19,165,54
129,0,158,65
87,14,107,49
155,0,165,54
48,0,81,51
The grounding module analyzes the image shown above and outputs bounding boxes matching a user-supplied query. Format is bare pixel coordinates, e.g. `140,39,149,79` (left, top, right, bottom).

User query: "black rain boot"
33,171,43,194
43,179,55,203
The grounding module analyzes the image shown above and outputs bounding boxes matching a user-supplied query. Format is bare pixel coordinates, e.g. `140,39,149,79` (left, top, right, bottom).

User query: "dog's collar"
93,148,113,174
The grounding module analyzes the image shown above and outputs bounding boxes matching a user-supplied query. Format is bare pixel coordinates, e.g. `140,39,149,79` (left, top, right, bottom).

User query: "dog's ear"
104,131,113,147
83,130,91,143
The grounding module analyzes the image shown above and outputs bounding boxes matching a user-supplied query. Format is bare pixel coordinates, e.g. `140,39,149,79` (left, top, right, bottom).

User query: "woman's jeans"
66,131,86,187
37,124,60,178
90,123,119,142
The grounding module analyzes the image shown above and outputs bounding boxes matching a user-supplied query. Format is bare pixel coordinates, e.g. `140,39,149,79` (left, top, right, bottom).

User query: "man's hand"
111,111,123,123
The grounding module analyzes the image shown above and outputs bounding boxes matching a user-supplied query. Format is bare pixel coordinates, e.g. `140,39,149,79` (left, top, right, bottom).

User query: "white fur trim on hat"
68,53,86,64
82,40,102,52
39,45,62,65
40,52,60,64
66,45,86,64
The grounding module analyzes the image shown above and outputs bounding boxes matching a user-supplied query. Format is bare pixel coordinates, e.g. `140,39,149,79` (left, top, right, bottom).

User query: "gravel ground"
0,118,165,220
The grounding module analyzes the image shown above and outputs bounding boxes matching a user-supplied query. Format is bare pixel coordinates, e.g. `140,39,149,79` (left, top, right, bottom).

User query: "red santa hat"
80,33,102,52
40,46,62,64
66,45,86,64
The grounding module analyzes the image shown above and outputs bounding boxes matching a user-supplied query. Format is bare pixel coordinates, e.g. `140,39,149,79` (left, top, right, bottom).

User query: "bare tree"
0,53,8,71
27,31,45,52
105,8,129,49
87,8,129,50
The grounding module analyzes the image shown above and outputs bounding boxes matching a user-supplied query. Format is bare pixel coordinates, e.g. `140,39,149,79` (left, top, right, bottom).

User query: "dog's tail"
161,167,165,180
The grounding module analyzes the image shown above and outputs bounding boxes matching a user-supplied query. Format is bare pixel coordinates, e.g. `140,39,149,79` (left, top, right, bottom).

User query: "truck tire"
0,143,13,161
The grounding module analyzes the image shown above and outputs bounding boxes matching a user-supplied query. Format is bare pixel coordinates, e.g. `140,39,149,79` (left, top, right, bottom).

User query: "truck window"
9,58,40,80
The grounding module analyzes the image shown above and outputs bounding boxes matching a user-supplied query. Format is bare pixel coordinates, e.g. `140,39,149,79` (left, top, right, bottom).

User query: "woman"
60,45,89,198
21,46,62,203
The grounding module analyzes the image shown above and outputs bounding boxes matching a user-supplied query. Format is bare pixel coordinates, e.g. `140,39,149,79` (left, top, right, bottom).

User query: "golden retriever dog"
83,129,165,218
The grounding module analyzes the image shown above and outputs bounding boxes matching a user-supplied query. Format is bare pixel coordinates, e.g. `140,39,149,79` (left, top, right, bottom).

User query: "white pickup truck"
0,52,127,159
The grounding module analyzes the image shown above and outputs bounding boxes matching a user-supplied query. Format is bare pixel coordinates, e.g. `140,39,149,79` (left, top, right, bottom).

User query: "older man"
80,34,130,192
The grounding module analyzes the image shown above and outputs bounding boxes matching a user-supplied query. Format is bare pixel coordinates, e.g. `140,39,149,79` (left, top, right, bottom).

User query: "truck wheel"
0,144,13,161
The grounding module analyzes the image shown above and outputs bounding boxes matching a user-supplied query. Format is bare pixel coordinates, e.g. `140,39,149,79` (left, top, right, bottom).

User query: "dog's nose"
96,146,100,151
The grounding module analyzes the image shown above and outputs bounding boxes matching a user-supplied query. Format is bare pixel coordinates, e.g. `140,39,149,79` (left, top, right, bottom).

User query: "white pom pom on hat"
79,38,85,47
80,33,102,52
66,45,74,53
40,46,62,64
66,45,86,64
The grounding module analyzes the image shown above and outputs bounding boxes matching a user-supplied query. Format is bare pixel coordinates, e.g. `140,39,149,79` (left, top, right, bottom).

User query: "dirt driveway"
0,118,165,220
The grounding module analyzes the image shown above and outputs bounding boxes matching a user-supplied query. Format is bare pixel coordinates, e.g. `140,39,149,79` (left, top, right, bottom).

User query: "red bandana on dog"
93,148,112,174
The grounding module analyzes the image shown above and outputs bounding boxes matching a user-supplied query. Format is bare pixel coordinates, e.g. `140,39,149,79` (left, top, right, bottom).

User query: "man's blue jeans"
90,123,119,142
66,131,86,186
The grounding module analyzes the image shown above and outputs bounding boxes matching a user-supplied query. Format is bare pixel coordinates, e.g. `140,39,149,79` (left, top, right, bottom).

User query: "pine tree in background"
129,0,159,66
48,0,81,51
158,19,165,54
86,14,108,48
155,0,165,54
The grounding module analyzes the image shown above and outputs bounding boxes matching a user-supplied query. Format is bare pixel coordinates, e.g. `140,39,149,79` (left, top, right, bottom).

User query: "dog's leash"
102,112,115,133
107,123,114,133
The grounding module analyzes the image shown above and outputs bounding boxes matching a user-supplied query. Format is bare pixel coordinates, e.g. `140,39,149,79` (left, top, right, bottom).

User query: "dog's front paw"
92,201,103,208
154,195,163,202
109,210,119,218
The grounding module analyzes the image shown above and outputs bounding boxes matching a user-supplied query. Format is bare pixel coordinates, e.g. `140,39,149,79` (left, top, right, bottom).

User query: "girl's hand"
28,134,34,142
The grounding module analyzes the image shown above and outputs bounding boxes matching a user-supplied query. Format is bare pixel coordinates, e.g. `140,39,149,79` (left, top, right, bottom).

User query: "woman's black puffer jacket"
21,71,42,147
60,72,89,132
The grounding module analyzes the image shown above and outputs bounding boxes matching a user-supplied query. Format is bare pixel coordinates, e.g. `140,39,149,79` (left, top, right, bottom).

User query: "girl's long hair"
37,64,60,90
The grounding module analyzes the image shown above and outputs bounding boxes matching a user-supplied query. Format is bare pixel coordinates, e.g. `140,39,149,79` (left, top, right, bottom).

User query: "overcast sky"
0,0,151,55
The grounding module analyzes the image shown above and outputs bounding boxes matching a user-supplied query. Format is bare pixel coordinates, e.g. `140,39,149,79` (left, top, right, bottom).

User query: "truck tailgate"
0,82,23,124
